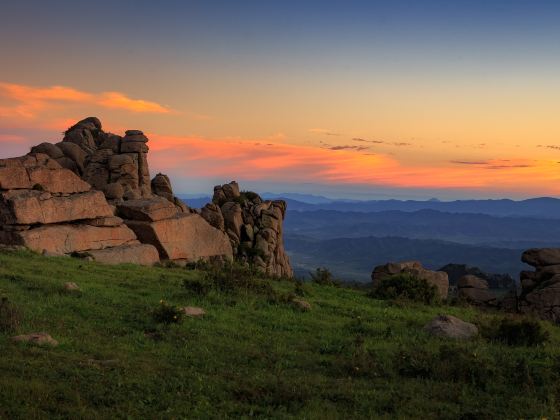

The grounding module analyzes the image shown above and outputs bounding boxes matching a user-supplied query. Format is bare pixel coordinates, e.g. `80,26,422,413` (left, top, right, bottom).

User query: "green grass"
0,249,559,419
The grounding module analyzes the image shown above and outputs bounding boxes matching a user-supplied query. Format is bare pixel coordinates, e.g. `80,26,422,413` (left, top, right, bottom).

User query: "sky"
1,0,559,200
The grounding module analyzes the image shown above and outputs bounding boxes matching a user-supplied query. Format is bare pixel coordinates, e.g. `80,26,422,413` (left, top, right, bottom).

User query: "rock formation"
438,263,515,289
457,275,497,306
371,260,449,299
518,248,560,323
0,117,235,266
200,181,293,277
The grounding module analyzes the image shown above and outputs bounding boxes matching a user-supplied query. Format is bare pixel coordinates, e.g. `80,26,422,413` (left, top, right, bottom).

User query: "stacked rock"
0,117,235,267
200,181,293,277
457,275,497,306
371,260,449,299
518,248,560,323
0,153,159,265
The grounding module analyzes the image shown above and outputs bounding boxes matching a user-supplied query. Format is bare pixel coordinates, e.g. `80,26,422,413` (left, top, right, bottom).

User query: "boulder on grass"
423,315,478,339
11,332,58,347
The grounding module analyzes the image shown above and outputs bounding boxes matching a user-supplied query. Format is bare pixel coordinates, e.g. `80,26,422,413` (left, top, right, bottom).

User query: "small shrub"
32,183,44,191
0,297,22,333
481,317,549,347
310,267,340,286
182,278,213,296
183,261,282,300
152,300,183,325
369,273,438,305
436,345,491,388
395,349,433,379
294,280,307,297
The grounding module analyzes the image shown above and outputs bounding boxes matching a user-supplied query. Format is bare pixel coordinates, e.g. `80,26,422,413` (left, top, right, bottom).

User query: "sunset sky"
1,0,559,199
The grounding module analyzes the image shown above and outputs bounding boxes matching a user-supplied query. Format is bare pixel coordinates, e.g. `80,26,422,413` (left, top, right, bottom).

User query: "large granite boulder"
0,190,112,225
372,260,449,299
125,213,232,262
86,243,160,266
1,224,137,255
457,274,497,306
423,315,478,339
117,198,179,222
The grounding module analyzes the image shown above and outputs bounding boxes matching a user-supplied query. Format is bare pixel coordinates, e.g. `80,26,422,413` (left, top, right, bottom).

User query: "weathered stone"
86,243,159,266
30,142,64,159
117,198,178,222
423,315,478,339
0,190,113,225
372,261,423,281
7,224,137,255
0,165,31,189
11,332,58,346
222,181,240,200
520,280,560,323
120,141,149,153
181,306,206,317
85,216,124,227
200,203,225,231
458,287,497,304
64,282,80,291
522,248,560,268
221,202,243,239
56,141,87,171
55,156,79,173
291,298,311,311
151,173,174,202
457,275,489,289
104,182,125,200
125,213,233,261
372,261,449,299
27,166,91,193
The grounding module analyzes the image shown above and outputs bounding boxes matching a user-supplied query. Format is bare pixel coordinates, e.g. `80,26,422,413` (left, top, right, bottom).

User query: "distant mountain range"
284,209,560,249
178,194,560,219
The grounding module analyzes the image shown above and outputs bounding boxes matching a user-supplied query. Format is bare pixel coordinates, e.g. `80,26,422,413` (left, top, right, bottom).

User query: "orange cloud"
147,133,560,195
0,82,172,119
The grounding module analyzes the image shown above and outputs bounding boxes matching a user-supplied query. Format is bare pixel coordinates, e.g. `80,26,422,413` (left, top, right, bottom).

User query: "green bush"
369,273,438,305
183,261,283,301
0,296,21,333
152,300,183,325
310,267,340,286
481,317,549,347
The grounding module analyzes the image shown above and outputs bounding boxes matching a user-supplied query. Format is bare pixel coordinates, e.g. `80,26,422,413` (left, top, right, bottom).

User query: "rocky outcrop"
371,260,449,299
518,248,560,323
0,117,235,266
438,263,515,289
457,275,497,306
199,182,293,277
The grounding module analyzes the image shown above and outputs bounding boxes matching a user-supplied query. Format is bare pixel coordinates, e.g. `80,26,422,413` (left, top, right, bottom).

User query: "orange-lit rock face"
0,190,112,225
125,213,233,261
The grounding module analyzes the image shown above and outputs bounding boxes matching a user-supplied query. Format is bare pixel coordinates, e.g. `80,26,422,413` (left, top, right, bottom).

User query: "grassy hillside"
0,250,559,419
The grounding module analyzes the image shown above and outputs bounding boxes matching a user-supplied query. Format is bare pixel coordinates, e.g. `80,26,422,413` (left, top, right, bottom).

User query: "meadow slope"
0,250,559,419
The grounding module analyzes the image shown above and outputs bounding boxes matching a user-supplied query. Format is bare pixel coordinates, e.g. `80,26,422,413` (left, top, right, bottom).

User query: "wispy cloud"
451,160,488,165
538,145,560,150
328,145,369,151
352,137,384,144
308,128,340,136
0,82,174,119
